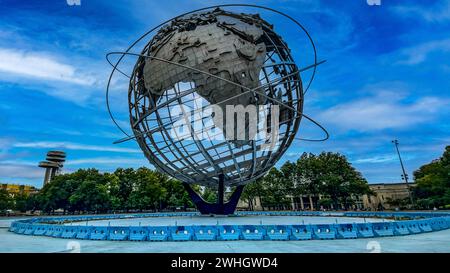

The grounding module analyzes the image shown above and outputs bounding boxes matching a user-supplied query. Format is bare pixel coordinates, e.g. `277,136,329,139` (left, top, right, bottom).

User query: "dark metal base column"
183,178,244,215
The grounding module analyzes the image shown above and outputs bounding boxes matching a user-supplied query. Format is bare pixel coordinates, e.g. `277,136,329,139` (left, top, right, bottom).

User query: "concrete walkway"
1,217,449,253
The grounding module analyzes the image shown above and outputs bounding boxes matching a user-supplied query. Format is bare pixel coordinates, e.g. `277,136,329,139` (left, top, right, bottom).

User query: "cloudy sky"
0,0,449,188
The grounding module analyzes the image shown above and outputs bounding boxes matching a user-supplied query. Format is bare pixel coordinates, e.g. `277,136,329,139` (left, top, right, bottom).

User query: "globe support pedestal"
183,174,244,215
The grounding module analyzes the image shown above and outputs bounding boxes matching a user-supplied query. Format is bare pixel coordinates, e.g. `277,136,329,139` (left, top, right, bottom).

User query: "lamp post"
391,140,414,206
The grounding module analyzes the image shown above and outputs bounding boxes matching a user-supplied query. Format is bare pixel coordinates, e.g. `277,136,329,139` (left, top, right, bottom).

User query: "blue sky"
0,0,449,188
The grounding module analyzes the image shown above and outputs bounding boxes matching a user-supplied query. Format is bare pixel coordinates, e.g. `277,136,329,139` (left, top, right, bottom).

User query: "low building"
1,184,39,197
362,182,414,210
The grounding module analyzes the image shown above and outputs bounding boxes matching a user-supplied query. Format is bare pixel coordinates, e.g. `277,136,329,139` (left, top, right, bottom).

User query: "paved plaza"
1,216,449,253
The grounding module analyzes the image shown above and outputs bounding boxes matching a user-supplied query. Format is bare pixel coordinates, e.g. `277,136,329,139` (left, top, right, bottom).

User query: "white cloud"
66,157,146,165
46,128,125,140
352,153,415,164
318,91,449,132
353,155,397,164
396,38,450,65
286,152,300,158
13,141,141,153
0,48,97,85
0,164,43,179
392,0,450,22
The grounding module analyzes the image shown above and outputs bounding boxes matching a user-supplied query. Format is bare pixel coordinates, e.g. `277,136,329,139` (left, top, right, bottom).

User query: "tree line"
1,151,371,214
1,148,449,215
1,167,195,214
412,146,450,209
241,152,373,210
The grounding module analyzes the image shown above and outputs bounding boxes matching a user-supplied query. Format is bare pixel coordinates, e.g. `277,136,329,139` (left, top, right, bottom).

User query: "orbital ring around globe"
106,52,329,145
105,4,330,215
106,4,324,141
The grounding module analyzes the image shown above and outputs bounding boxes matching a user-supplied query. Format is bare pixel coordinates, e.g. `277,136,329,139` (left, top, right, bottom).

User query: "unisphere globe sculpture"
110,7,322,214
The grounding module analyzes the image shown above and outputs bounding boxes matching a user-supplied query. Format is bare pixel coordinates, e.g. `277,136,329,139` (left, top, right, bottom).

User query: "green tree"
37,173,79,213
162,178,193,210
315,152,370,209
25,194,40,212
69,180,111,213
261,167,291,210
35,168,111,213
129,167,168,211
113,168,136,211
413,146,450,209
103,173,121,211
295,153,323,210
278,152,371,210
202,186,218,204
241,178,264,210
13,193,29,212
279,161,296,197
0,188,12,214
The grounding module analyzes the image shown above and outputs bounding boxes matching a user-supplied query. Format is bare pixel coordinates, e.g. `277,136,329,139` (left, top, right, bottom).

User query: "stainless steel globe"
128,8,303,188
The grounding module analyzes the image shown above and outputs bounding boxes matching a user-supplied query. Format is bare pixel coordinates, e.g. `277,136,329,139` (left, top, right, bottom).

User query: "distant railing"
8,211,450,241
